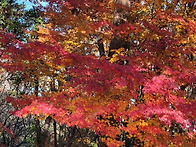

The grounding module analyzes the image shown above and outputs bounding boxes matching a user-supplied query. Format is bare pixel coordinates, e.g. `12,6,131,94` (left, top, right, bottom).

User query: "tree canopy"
0,0,42,41
0,0,196,146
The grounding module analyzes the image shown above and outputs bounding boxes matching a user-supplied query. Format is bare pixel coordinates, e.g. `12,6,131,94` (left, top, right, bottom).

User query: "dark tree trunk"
97,38,105,57
108,0,131,58
36,119,43,147
50,78,58,147
34,78,43,147
53,119,58,147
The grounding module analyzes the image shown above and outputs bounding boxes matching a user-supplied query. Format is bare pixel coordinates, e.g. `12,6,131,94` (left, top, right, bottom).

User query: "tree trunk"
50,78,58,147
34,78,43,147
53,119,58,147
108,0,132,58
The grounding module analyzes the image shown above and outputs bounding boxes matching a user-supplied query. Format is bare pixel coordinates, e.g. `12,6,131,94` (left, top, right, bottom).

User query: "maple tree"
0,0,196,146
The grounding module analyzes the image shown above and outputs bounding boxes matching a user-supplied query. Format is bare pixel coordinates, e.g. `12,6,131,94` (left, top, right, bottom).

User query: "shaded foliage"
0,0,42,41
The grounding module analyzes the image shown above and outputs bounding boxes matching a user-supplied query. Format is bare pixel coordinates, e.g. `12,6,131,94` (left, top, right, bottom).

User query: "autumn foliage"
0,0,196,146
